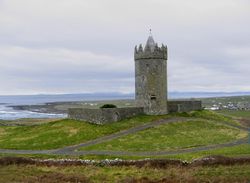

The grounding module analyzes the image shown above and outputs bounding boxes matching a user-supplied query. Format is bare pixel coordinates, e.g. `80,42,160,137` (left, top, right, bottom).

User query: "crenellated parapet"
134,44,167,60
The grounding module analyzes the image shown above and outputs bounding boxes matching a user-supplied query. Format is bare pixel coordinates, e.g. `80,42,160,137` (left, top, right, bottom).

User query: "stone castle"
135,34,168,115
68,34,202,124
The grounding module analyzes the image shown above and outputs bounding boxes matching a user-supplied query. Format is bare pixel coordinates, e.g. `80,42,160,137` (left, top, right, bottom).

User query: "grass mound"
80,120,247,152
0,110,247,151
171,110,240,125
0,115,168,150
217,110,250,118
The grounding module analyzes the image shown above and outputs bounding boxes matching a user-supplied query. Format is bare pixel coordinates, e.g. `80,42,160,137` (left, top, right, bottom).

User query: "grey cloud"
0,0,249,94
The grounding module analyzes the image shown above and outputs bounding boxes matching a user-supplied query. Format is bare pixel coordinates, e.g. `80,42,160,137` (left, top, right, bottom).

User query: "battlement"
134,44,167,60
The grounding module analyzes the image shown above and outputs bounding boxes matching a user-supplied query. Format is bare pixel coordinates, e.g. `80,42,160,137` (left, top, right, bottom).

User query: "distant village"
206,99,250,111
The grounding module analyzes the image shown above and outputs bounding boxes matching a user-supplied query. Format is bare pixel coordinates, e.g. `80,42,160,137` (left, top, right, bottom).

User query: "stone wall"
167,100,202,113
68,107,144,124
68,100,202,124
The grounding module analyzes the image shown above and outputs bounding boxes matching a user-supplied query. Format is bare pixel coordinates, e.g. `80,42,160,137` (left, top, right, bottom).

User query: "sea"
0,93,133,120
0,92,249,120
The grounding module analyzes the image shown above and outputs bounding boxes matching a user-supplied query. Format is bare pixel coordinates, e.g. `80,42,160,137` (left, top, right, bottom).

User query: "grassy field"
153,144,250,161
0,110,248,159
77,144,250,161
0,109,249,182
170,110,241,126
0,110,244,150
80,120,247,152
1,144,250,162
0,118,59,126
0,164,250,183
0,115,167,150
217,110,250,118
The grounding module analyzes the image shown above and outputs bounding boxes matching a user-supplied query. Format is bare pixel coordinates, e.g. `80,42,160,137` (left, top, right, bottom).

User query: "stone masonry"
68,107,144,124
168,100,202,113
134,35,168,115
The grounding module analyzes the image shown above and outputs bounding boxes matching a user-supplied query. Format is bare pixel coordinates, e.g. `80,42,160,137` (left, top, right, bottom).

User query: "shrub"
100,104,117,108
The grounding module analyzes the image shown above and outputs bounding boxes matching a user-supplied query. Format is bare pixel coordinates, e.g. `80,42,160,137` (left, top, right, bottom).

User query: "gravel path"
61,138,249,156
0,117,249,156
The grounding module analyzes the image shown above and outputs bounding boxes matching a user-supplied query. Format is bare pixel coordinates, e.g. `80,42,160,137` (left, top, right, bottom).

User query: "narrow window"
150,95,156,100
146,64,150,72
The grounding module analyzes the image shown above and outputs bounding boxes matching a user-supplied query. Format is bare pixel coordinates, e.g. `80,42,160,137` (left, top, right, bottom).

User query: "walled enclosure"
68,100,202,124
68,107,144,124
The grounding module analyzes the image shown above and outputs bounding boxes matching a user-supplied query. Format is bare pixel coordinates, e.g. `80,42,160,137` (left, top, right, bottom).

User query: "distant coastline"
1,91,250,104
1,92,250,120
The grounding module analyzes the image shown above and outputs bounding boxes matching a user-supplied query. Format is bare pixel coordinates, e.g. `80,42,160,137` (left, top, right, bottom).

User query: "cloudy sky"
0,0,249,95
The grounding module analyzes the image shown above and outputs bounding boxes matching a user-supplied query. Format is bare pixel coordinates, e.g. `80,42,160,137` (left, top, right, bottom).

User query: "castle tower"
134,33,168,115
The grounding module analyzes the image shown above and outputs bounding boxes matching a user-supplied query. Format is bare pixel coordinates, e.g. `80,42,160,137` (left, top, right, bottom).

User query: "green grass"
0,115,168,150
0,118,59,126
0,164,250,182
80,120,247,152
217,110,250,118
0,110,246,152
162,144,250,160
175,110,241,126
77,144,250,161
1,144,249,161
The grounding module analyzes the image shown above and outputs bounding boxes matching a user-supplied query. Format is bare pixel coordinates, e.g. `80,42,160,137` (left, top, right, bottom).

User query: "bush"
100,104,117,108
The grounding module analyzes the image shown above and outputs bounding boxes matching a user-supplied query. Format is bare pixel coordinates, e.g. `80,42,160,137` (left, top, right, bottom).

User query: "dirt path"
0,117,249,156
70,138,248,156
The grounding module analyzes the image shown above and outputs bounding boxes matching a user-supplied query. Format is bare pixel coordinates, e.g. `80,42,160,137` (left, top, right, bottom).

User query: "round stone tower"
134,34,168,115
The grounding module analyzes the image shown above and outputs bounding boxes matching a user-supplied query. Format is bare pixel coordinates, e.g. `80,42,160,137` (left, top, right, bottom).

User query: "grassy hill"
80,119,246,152
0,115,166,150
0,109,249,182
0,110,248,153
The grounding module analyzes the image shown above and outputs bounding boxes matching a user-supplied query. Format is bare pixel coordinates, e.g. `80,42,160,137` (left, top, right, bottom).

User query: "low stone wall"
168,100,202,113
68,100,202,124
68,107,144,124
